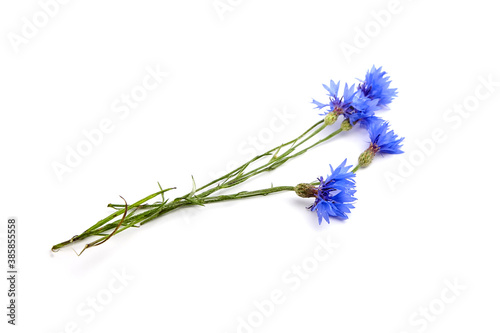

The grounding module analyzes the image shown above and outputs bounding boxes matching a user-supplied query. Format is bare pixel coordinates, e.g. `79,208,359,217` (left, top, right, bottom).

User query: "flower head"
299,159,356,224
344,93,379,124
312,81,356,114
358,66,398,108
312,80,378,125
358,120,404,167
367,120,404,155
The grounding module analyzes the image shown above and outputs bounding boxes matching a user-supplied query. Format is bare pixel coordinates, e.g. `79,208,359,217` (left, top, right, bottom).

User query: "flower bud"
324,112,338,126
294,183,318,198
340,119,353,131
358,149,375,168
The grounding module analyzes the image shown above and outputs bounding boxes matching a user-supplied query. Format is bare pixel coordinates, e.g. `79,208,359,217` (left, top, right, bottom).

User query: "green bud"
324,112,338,126
358,149,375,168
341,119,353,131
294,183,317,198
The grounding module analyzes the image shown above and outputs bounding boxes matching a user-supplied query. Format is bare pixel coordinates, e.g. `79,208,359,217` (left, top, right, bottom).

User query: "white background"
1,1,499,332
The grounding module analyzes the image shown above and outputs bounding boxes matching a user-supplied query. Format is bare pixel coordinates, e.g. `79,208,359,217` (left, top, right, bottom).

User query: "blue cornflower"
367,120,404,154
358,66,398,108
344,93,379,124
312,80,356,113
312,80,378,125
295,159,356,224
358,120,404,167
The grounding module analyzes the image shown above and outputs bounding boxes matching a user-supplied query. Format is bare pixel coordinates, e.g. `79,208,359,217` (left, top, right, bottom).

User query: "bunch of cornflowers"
52,66,404,255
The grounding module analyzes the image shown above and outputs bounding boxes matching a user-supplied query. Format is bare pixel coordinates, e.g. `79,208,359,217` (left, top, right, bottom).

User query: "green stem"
52,118,348,253
52,185,296,252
